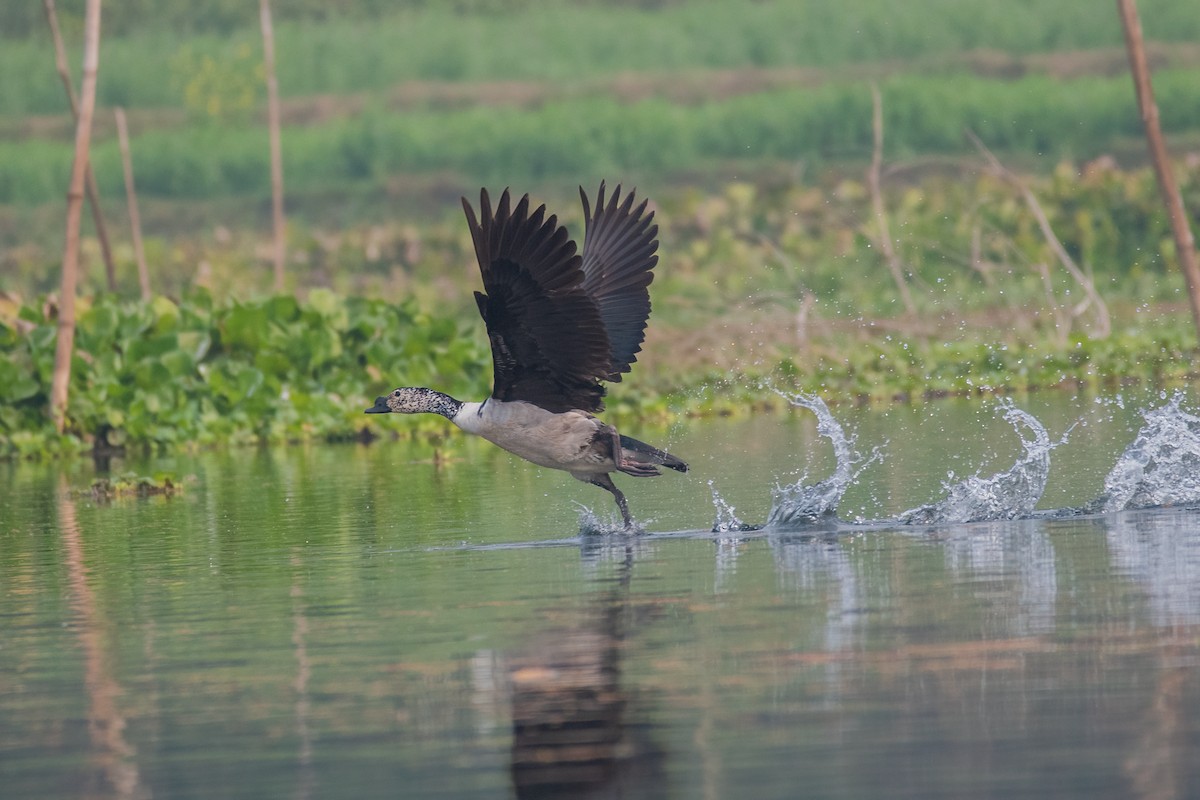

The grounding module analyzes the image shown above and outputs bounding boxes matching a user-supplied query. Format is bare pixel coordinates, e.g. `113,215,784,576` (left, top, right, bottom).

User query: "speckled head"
365,387,463,419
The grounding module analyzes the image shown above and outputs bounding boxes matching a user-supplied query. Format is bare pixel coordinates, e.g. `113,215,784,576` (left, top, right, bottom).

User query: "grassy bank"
5,0,1199,116
5,68,1200,210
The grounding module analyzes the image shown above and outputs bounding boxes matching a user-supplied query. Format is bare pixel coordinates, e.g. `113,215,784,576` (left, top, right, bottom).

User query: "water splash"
766,390,883,529
709,480,757,532
898,399,1056,525
1096,392,1200,513
576,505,643,536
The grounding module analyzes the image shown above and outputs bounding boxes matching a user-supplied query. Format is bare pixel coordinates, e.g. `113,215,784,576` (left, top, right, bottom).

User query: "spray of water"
709,479,757,532
897,399,1057,525
1096,392,1200,513
576,504,645,536
582,390,1199,537
765,389,884,529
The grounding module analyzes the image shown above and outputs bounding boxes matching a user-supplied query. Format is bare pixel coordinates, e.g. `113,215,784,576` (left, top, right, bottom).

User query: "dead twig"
867,83,916,315
795,291,816,350
966,128,1111,339
115,108,151,301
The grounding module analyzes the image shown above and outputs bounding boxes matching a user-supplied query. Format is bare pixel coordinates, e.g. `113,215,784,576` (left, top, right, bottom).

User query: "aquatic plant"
80,472,187,500
0,289,490,458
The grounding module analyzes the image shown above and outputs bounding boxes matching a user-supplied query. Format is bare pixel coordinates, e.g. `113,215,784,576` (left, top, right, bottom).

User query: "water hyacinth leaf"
151,296,182,332
254,350,293,381
116,303,156,343
0,406,23,431
0,357,40,403
305,287,347,324
126,333,179,363
221,304,271,350
28,323,56,357
298,325,343,371
79,302,120,347
130,386,173,415
208,362,265,407
133,360,173,391
264,295,300,322
159,349,196,378
183,286,215,314
0,321,18,350
178,330,212,363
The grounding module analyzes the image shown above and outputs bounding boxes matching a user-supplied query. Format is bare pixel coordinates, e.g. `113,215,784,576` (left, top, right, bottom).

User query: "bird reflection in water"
508,546,665,799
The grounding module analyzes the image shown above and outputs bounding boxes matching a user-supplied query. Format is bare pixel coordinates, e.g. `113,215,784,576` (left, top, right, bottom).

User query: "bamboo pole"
260,0,287,293
42,0,117,293
1117,0,1200,342
50,0,102,434
115,107,151,301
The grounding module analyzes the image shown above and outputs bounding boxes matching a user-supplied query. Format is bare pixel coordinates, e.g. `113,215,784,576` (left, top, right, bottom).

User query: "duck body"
454,399,610,474
366,183,687,528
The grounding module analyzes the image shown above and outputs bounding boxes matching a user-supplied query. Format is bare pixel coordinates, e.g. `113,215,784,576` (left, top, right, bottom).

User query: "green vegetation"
3,166,1198,459
80,472,187,500
1,285,1193,460
6,69,1200,209
4,1,1199,460
0,289,489,458
6,0,1200,220
5,0,1200,115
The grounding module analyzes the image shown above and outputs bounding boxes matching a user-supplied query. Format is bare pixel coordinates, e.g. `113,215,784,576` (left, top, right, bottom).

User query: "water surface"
2,389,1199,799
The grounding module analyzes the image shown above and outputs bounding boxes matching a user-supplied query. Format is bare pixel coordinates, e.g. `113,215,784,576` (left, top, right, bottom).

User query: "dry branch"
260,0,287,292
867,83,916,315
966,128,1111,339
42,0,116,293
115,108,151,301
50,0,102,433
1117,0,1200,342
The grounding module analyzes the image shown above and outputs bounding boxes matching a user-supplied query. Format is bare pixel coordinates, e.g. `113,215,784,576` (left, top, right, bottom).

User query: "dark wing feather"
578,182,659,380
463,188,613,414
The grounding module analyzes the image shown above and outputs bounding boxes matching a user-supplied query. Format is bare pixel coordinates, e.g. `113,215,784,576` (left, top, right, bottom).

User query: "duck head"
365,387,463,419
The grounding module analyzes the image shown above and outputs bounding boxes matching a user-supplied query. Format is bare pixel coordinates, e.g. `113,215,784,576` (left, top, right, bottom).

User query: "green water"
2,393,1198,799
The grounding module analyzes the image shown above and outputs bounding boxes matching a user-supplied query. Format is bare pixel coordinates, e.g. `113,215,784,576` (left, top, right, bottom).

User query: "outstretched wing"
578,182,659,381
462,188,613,414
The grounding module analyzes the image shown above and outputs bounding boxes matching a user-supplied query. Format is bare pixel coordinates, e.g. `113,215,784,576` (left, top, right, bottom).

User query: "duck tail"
618,435,689,474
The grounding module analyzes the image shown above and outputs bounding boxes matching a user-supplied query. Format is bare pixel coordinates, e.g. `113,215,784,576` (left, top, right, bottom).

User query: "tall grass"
4,0,1199,116
4,69,1199,207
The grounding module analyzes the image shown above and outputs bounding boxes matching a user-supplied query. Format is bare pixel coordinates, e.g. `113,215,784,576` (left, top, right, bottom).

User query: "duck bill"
364,396,392,414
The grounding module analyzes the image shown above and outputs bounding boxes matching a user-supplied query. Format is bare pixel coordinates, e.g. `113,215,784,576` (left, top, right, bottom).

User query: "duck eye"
393,390,401,397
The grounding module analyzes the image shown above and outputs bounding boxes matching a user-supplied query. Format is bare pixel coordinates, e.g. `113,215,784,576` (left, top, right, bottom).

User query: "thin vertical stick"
42,0,117,293
1117,0,1200,342
50,0,102,433
868,83,915,315
260,0,287,293
115,107,150,301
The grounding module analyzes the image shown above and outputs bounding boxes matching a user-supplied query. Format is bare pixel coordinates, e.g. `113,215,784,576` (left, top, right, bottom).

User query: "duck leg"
588,473,633,529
